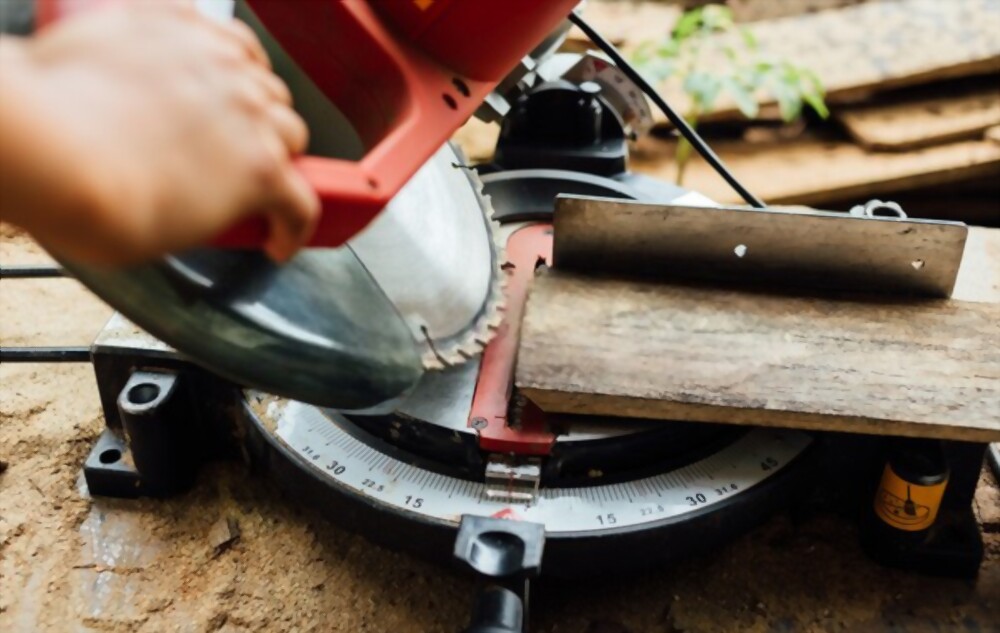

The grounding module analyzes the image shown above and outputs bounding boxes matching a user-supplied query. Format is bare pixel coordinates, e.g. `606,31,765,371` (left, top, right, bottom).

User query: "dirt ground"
1,225,998,632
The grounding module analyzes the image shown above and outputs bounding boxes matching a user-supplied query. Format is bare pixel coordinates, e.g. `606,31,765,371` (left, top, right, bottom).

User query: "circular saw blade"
350,144,504,371
58,144,502,412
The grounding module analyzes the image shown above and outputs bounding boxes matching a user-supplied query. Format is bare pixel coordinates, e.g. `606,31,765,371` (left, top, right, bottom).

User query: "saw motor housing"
39,0,580,247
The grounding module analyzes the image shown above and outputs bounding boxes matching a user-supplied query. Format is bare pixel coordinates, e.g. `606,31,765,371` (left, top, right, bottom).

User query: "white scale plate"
261,397,813,534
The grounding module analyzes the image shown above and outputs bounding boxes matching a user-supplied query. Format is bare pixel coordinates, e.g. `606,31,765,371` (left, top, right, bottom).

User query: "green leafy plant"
632,4,829,183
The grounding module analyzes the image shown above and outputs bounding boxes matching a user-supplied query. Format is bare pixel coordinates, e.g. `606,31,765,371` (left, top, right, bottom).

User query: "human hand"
0,2,319,263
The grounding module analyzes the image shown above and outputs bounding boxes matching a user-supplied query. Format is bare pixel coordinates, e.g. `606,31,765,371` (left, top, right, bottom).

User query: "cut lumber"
727,0,865,23
579,0,1000,124
570,1,680,49
732,0,1000,103
630,134,1000,207
515,228,1000,443
952,227,1000,305
837,88,1000,151
987,125,1000,145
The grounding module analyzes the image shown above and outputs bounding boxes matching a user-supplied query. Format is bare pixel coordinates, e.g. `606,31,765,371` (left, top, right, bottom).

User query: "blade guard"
38,0,578,247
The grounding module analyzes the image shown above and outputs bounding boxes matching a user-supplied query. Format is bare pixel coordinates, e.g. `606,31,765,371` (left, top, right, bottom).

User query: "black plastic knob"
462,586,523,633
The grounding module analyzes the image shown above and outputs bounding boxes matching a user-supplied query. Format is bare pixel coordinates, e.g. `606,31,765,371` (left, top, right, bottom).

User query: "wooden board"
515,228,1000,443
573,0,1000,125
630,133,1000,207
727,0,866,23
569,1,681,49
837,88,1000,151
987,125,1000,144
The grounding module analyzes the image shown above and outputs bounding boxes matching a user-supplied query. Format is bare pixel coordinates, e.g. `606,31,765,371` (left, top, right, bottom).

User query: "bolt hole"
127,383,160,405
367,177,378,190
442,93,458,110
734,244,748,258
870,206,903,218
99,448,122,464
911,259,925,270
452,78,470,97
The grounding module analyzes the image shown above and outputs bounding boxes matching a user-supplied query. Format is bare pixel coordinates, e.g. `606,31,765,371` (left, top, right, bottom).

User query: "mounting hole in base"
128,383,160,405
99,448,122,464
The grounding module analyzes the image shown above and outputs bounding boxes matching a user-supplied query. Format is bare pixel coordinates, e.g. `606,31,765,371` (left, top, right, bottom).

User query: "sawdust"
2,227,999,632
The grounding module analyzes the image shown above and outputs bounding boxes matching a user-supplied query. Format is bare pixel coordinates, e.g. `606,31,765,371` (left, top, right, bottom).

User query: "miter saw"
6,2,994,631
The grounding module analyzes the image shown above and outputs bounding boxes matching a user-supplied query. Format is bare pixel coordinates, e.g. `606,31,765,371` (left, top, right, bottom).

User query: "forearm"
0,36,116,255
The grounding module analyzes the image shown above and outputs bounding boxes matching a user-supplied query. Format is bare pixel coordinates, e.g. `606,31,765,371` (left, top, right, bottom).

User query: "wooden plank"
630,133,1000,207
727,0,866,23
837,88,1000,151
573,0,1000,125
569,1,681,49
515,227,1000,443
987,125,1000,144
952,227,1000,304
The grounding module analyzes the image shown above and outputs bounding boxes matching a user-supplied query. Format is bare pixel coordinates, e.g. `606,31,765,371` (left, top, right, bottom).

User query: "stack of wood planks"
578,0,1000,224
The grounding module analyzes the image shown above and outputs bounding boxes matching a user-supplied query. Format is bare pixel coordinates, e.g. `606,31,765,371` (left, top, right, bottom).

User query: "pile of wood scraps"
576,0,1000,223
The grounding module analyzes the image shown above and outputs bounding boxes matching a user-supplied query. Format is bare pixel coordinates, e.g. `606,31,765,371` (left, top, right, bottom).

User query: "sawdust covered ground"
1,226,998,633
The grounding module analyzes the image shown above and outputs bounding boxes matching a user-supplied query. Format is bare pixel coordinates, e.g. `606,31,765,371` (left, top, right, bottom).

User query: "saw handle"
37,0,577,247
38,0,578,248
216,0,580,248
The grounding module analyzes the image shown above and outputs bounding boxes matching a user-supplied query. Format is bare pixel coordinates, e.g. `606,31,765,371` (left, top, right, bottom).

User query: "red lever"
230,0,579,248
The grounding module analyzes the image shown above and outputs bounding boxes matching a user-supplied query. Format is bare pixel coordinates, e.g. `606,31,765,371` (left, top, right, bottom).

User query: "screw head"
471,417,488,430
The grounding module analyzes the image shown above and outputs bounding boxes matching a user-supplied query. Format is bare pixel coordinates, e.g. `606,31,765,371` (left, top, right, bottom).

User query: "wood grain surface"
837,88,1000,151
987,125,1000,144
630,133,1000,207
619,0,1000,124
727,0,866,22
515,228,1000,442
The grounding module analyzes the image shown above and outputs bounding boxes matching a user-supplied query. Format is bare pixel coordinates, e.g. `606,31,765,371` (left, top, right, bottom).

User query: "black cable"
568,12,766,209
1,346,91,363
0,265,66,279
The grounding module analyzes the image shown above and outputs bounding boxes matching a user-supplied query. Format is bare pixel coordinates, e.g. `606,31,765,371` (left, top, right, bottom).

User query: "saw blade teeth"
417,153,508,371
422,354,446,371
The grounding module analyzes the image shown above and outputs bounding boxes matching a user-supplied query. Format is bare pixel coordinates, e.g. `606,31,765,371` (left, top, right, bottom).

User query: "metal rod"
0,347,90,363
0,265,66,279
